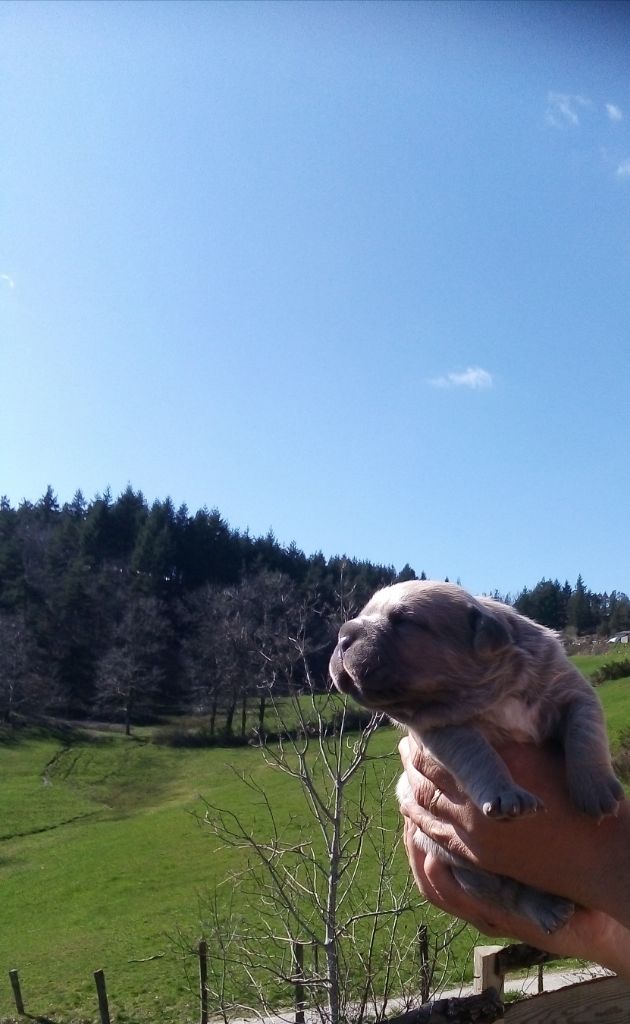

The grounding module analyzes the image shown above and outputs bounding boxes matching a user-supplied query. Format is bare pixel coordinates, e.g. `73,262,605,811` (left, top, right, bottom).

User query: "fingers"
400,790,459,857
406,821,598,962
404,821,504,936
399,736,608,963
398,736,468,858
398,735,459,799
406,822,536,941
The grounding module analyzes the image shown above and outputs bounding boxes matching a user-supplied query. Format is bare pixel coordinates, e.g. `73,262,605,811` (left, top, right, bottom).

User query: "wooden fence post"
418,924,431,1004
93,969,111,1024
473,945,504,997
293,940,305,1024
9,969,25,1015
198,938,208,1024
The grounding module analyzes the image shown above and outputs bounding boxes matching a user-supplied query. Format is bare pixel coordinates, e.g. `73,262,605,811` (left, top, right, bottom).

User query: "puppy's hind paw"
453,866,573,935
482,785,544,820
570,771,625,819
522,891,575,935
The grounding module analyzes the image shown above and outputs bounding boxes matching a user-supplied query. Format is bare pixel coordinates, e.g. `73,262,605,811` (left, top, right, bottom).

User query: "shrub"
154,725,251,748
591,657,630,685
613,727,630,783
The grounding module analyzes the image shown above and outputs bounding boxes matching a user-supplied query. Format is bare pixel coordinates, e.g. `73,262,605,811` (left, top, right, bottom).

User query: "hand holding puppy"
398,735,630,980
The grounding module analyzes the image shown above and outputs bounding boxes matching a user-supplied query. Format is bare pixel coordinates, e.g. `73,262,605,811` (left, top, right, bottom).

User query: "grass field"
573,649,630,741
572,647,630,683
0,721,438,1024
1,654,628,1024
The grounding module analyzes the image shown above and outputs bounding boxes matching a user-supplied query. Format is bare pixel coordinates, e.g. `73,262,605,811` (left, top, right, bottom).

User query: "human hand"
403,817,630,975
398,734,630,978
398,735,628,915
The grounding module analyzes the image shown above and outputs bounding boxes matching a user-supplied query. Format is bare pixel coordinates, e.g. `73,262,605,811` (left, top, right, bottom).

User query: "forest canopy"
1,485,628,731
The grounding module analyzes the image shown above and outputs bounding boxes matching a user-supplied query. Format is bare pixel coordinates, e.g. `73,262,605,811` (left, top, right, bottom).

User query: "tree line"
1,485,628,730
513,575,630,637
0,486,410,729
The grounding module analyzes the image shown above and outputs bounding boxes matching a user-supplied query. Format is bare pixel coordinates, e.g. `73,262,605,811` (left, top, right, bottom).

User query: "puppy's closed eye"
389,611,432,632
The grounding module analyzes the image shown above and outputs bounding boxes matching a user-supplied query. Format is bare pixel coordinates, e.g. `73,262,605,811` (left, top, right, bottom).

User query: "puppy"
329,580,624,933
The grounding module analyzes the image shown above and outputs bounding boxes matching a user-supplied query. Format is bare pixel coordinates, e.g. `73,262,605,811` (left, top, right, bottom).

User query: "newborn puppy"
329,580,624,933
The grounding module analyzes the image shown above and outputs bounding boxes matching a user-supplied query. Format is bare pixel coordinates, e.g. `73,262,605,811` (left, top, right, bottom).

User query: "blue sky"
3,0,630,597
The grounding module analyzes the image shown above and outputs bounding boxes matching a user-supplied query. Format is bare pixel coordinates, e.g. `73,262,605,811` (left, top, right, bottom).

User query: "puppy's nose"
338,620,364,650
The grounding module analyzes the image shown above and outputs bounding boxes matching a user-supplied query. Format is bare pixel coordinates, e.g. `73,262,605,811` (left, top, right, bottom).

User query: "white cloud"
545,92,591,129
606,103,623,122
616,159,630,179
430,367,493,390
0,273,15,290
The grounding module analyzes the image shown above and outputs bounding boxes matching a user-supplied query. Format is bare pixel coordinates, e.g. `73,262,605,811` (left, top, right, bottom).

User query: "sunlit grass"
0,725,431,1023
1,679,628,1023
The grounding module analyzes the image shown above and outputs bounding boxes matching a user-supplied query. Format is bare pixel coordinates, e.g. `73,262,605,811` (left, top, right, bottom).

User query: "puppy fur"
329,580,624,933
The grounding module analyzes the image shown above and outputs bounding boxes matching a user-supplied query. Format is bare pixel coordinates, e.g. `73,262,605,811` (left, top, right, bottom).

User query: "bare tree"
197,677,466,1024
95,595,170,733
0,613,33,722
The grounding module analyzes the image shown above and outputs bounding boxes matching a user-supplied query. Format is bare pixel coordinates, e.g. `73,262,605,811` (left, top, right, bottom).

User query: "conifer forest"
1,485,628,733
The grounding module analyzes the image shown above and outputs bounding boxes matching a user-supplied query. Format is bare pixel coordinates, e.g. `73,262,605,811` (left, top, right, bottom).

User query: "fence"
475,943,630,1023
7,940,630,1024
7,944,213,1024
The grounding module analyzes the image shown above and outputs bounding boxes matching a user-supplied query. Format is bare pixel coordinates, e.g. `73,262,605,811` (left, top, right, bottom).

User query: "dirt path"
219,964,613,1024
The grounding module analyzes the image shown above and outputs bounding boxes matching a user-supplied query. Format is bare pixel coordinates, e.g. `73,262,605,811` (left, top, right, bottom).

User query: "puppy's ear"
469,606,512,655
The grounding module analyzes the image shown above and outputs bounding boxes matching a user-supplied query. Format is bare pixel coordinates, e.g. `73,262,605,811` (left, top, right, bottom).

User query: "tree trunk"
125,695,132,736
224,695,236,737
210,692,218,738
324,794,343,1024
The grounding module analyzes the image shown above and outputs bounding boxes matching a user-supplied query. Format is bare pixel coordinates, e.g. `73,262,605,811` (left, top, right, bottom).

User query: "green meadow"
1,653,628,1024
572,650,630,741
0,722,417,1024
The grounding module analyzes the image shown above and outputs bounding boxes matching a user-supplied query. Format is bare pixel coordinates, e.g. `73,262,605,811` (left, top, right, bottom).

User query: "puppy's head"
329,580,513,727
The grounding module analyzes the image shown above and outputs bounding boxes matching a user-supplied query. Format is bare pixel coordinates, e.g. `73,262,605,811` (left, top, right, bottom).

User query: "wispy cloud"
616,159,630,179
0,273,15,290
429,367,493,391
545,92,591,129
606,103,623,122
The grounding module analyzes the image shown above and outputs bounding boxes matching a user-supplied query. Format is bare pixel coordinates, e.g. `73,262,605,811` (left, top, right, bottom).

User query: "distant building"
608,631,630,644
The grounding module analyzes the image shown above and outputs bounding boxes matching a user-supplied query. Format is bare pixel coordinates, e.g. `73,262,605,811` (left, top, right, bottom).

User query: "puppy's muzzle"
330,619,394,709
330,632,356,693
329,619,366,696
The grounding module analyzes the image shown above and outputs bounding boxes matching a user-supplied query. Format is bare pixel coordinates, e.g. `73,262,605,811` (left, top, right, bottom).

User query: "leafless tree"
197,686,465,1023
0,613,32,721
95,595,170,734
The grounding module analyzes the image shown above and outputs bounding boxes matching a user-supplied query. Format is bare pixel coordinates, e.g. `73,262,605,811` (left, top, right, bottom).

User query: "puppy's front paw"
482,785,544,820
569,770,625,819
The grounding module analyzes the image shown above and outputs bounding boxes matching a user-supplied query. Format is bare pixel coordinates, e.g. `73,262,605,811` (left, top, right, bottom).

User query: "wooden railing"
474,943,630,1023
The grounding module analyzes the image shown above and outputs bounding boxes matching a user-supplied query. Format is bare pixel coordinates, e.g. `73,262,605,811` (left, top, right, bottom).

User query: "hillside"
0,724,442,1023
1,667,629,1023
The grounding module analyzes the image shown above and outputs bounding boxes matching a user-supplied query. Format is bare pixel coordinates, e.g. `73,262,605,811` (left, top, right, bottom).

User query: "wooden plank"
505,974,630,1023
474,945,505,996
384,987,503,1024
